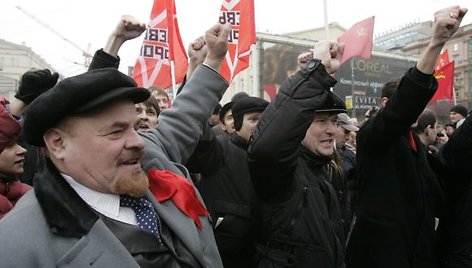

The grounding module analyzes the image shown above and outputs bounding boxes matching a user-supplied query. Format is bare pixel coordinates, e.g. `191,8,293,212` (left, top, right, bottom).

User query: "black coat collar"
229,132,250,150
34,158,99,238
300,145,333,167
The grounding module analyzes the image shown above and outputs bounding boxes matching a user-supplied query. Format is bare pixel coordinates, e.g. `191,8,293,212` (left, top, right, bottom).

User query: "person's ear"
43,128,67,160
380,97,389,107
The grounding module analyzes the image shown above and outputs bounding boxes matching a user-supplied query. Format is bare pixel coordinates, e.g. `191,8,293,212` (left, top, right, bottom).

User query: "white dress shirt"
62,173,138,226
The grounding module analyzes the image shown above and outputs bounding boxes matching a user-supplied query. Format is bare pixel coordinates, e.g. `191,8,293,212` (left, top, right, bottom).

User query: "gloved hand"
15,69,59,104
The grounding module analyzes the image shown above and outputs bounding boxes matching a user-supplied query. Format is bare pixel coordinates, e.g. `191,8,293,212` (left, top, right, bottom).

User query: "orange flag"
218,0,256,82
338,16,375,65
133,0,188,89
431,61,454,101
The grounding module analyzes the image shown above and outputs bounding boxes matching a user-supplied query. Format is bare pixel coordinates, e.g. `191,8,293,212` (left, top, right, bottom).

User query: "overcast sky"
1,0,470,77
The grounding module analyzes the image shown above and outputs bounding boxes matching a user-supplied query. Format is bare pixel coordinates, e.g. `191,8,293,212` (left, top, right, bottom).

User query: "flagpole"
351,58,356,118
323,0,329,39
170,60,177,101
453,86,457,105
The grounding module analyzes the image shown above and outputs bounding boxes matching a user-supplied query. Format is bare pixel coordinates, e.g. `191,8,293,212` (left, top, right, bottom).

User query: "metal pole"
257,41,265,98
252,44,260,97
351,59,356,118
323,0,329,40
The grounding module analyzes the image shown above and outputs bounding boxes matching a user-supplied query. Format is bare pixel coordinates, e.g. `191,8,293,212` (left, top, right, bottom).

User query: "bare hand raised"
113,15,147,42
104,15,146,57
188,36,208,66
313,40,345,74
204,23,231,71
430,6,468,48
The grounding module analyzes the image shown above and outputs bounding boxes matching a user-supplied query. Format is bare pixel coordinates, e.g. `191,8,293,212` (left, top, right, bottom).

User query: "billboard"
333,55,416,118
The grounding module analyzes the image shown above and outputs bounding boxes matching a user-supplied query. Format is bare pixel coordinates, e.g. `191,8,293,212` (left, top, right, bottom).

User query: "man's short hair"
219,102,234,122
412,109,436,134
381,79,401,99
141,94,161,116
23,68,150,146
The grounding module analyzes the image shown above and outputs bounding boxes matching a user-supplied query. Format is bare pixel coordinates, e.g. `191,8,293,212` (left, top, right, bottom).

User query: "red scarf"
148,169,208,229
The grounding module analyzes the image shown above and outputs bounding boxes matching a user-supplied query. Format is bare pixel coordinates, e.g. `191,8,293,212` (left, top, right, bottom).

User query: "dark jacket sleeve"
248,60,335,202
88,49,120,71
442,115,472,183
358,67,437,156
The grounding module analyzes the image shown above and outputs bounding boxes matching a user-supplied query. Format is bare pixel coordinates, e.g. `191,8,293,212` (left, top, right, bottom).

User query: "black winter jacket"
437,115,472,268
346,67,444,268
186,130,257,268
248,60,345,268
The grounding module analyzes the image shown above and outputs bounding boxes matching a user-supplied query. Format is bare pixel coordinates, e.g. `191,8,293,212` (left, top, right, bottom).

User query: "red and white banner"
218,0,256,82
133,0,188,89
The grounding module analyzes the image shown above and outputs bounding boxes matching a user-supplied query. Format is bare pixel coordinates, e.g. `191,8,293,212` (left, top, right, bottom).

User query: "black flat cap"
316,91,346,114
23,68,150,146
232,96,269,131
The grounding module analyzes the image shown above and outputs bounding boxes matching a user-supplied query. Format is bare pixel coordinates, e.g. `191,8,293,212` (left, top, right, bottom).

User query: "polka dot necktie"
120,195,163,244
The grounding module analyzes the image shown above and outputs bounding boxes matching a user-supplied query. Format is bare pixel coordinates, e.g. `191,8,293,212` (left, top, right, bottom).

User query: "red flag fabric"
133,0,188,89
435,49,450,71
338,16,375,65
148,169,209,229
218,0,256,82
431,61,454,101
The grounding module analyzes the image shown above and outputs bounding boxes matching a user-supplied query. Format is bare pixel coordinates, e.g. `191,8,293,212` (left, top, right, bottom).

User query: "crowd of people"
0,5,469,268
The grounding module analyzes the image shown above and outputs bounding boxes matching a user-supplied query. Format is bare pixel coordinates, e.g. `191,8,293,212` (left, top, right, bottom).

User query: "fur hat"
23,68,150,146
232,97,269,131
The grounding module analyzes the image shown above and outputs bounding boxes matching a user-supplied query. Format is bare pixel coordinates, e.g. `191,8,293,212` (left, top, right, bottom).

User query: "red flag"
218,0,256,82
338,16,375,65
431,61,454,101
133,0,188,89
435,49,450,71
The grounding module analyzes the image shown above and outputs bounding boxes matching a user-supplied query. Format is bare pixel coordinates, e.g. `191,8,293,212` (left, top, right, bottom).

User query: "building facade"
0,39,56,100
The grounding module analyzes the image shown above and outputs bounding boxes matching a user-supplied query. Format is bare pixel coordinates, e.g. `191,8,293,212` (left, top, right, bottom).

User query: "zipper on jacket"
303,186,309,208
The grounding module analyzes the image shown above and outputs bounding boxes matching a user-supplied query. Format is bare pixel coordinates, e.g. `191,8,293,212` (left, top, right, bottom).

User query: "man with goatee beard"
0,22,231,268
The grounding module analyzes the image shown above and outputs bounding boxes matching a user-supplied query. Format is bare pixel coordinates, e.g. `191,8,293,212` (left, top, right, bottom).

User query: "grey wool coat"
0,65,228,268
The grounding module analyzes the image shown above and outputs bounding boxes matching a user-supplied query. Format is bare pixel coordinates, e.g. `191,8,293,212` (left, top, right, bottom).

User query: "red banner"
431,61,454,101
133,0,188,89
338,16,375,65
218,0,256,82
434,49,450,71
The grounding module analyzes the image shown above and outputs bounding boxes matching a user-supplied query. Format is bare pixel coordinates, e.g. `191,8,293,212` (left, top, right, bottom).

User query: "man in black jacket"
248,39,347,267
346,6,467,268
186,96,269,268
437,113,472,267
